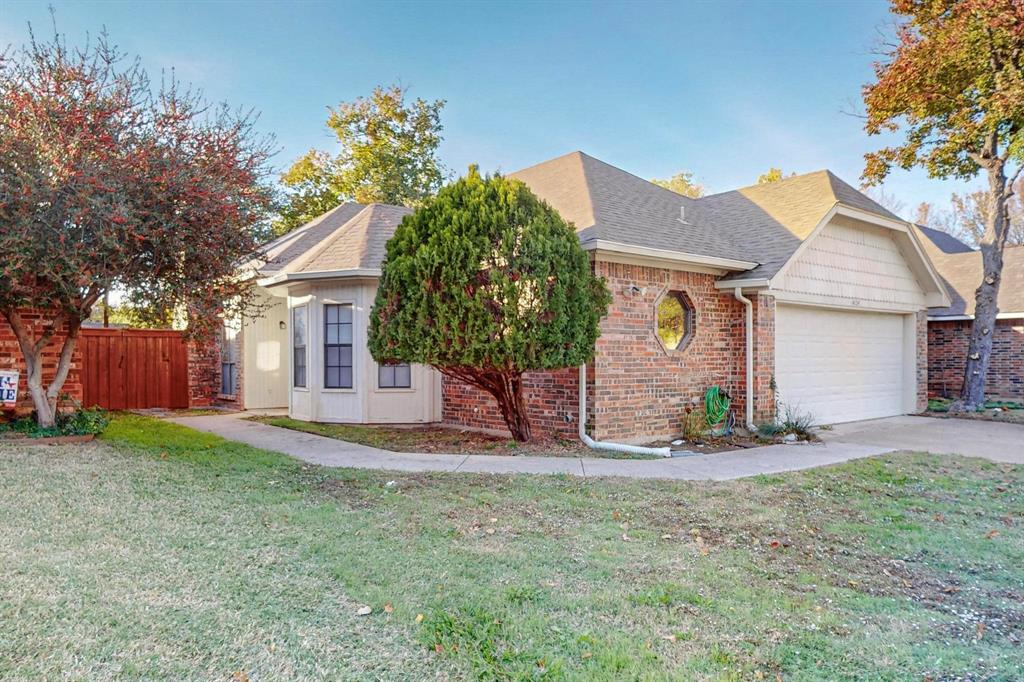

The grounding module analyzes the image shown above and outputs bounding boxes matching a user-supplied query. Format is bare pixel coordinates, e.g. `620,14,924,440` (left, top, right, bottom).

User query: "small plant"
756,401,816,441
0,405,109,439
682,406,706,441
778,402,815,439
756,422,785,438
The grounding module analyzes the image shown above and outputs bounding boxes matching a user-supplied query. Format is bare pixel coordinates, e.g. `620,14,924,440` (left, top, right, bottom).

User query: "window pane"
326,304,338,324
339,323,352,344
325,366,341,388
293,306,307,347
326,346,340,367
339,305,353,324
339,366,353,389
340,346,352,367
656,293,690,350
379,365,395,388
325,324,338,344
394,364,411,388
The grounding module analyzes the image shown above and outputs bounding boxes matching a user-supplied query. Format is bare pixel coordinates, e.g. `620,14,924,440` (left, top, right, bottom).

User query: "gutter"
258,268,383,288
583,239,759,272
578,364,672,458
732,288,756,431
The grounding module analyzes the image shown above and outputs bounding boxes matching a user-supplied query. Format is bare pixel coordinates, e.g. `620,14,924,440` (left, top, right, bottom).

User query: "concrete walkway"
821,415,1024,464
169,413,894,481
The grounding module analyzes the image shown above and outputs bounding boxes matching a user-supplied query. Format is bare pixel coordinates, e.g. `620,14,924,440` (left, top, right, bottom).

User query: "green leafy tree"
274,85,446,234
0,29,273,426
650,170,706,197
862,0,1024,411
368,168,611,442
757,167,795,184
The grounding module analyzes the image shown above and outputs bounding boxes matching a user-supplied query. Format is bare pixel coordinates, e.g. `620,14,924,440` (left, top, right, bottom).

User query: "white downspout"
578,364,672,458
732,288,756,431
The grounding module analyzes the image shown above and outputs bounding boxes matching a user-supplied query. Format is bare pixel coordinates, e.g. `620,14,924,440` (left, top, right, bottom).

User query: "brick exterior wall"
751,293,776,424
916,311,929,412
928,318,1023,401
187,338,223,408
0,312,83,415
442,367,582,439
442,261,756,443
589,262,747,442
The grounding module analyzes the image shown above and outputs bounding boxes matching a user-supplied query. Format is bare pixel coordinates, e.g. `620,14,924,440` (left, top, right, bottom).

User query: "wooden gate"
80,329,190,409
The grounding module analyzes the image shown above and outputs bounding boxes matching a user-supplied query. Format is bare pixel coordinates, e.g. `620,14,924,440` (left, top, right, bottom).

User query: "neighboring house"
231,151,950,442
916,227,1023,402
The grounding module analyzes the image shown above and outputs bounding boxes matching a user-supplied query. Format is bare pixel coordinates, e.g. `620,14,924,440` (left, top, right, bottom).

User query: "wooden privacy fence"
80,328,190,410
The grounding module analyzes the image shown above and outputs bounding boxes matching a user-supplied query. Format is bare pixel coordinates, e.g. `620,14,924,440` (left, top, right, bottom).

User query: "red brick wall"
916,311,929,412
442,367,582,439
928,318,1023,401
590,262,747,442
442,261,752,443
187,338,223,408
0,312,83,415
751,292,776,423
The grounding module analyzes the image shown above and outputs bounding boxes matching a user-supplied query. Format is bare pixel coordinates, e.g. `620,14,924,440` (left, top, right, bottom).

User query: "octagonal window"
656,291,694,351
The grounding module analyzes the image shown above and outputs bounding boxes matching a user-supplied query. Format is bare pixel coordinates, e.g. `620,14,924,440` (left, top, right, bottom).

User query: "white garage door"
775,305,907,425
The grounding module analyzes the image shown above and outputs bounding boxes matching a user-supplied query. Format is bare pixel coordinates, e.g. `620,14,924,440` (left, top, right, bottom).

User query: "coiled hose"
704,386,733,435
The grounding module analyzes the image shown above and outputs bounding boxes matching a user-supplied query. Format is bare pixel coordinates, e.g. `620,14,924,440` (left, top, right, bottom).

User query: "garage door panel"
775,305,905,424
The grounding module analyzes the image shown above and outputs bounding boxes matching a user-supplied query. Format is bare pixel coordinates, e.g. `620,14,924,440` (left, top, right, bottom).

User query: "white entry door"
774,304,907,424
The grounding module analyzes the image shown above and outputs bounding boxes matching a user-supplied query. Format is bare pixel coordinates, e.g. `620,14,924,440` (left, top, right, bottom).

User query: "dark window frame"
378,362,412,389
323,303,354,389
655,290,696,352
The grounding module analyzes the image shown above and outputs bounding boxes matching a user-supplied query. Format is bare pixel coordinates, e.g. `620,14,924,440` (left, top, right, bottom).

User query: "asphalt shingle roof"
511,152,745,262
262,152,920,288
259,202,367,274
296,204,413,272
926,246,1024,317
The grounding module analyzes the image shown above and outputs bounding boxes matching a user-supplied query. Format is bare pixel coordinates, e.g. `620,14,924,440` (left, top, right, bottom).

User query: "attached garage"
774,305,916,424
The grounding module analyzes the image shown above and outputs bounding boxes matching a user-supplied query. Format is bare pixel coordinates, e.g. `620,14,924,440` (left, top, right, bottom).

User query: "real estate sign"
0,370,19,408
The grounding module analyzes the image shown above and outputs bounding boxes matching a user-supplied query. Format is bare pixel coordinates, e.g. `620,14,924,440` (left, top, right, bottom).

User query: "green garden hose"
704,386,731,429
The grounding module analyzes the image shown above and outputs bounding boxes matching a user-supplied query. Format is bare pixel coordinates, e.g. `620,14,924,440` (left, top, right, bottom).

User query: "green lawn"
1,415,1021,681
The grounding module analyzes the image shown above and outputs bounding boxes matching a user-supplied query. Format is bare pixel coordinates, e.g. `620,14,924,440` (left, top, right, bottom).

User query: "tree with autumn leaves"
863,0,1024,411
0,30,273,426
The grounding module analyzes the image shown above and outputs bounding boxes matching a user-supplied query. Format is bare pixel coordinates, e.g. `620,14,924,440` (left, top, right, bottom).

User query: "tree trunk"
1,310,83,428
951,156,1011,412
490,374,532,443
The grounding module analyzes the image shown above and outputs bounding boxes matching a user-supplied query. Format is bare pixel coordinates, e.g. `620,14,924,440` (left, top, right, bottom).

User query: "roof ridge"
700,169,830,199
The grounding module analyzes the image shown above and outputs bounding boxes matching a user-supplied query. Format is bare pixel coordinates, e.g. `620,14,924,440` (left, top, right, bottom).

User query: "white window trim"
291,304,310,392
374,360,416,393
321,299,357,392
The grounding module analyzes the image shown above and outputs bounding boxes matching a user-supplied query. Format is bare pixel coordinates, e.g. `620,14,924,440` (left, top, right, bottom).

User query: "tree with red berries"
0,29,274,426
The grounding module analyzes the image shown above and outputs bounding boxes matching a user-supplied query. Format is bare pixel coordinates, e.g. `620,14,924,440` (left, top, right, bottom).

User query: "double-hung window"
324,304,353,389
292,305,308,388
378,362,411,389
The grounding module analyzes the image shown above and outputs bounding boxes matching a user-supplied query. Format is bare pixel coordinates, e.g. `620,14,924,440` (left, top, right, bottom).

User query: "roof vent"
677,206,691,225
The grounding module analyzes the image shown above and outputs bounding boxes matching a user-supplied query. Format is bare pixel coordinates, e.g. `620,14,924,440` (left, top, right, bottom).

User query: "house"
229,151,950,442
916,227,1023,402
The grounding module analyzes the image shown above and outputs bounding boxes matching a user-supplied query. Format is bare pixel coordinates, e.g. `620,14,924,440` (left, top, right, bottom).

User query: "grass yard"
926,398,1024,426
1,415,1021,681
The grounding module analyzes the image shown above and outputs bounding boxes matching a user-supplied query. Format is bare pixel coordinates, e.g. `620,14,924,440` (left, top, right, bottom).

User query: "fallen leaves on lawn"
356,605,372,616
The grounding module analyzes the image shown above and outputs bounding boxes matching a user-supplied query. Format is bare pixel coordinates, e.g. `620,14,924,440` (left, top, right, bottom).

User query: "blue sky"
2,0,982,216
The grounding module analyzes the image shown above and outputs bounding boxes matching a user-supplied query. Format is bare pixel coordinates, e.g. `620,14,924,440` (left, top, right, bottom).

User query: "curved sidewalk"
168,413,893,481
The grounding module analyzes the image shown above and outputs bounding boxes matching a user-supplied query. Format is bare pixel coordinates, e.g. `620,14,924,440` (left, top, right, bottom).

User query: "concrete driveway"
821,415,1024,464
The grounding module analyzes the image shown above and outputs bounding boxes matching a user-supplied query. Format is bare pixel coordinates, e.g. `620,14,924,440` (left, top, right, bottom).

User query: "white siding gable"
773,216,926,310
